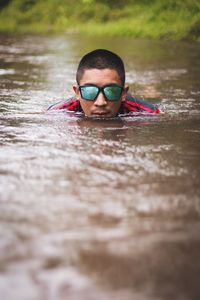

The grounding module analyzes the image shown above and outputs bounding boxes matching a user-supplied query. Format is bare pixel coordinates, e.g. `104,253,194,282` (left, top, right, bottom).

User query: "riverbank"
0,0,199,41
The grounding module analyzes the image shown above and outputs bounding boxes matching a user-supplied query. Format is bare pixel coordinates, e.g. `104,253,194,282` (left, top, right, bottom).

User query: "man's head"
76,49,125,86
73,49,129,118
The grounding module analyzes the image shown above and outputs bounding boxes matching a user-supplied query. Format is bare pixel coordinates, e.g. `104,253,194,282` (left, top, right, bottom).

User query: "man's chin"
87,111,117,118
87,114,116,119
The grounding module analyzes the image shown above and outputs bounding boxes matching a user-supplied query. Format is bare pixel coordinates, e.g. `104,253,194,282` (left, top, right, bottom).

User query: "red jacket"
47,94,160,114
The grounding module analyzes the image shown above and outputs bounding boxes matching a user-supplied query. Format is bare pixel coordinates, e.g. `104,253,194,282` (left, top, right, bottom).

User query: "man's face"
73,68,129,118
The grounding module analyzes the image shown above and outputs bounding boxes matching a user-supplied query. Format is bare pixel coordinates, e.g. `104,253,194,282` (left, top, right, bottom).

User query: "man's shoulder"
47,94,160,114
47,97,82,112
123,94,160,114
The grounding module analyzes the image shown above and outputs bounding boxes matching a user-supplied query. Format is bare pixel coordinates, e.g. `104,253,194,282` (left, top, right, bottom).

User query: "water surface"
0,33,200,300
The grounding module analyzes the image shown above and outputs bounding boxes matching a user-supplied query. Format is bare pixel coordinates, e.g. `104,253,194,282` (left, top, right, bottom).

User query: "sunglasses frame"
79,84,124,102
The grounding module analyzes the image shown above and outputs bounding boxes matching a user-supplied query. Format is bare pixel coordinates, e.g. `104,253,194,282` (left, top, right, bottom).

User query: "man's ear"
73,85,80,98
121,85,129,102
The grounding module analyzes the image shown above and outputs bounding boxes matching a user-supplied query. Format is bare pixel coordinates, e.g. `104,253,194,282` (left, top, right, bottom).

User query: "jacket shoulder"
124,94,160,114
47,97,81,111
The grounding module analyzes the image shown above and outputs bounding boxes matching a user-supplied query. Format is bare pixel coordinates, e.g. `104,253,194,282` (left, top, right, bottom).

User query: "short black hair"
76,49,125,86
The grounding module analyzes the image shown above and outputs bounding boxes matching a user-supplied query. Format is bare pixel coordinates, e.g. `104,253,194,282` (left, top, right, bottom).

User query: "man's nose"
94,92,107,106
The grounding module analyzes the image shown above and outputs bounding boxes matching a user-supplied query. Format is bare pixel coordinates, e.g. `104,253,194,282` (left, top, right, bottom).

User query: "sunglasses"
79,84,123,101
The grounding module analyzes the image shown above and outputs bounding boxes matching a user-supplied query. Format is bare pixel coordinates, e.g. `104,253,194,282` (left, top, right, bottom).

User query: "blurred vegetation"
0,0,199,41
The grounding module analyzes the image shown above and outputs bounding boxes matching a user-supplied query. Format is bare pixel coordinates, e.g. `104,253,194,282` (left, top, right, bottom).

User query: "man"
47,49,160,116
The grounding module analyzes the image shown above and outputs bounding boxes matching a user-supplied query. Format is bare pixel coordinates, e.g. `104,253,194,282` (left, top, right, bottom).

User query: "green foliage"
18,0,36,12
0,0,199,40
0,0,11,9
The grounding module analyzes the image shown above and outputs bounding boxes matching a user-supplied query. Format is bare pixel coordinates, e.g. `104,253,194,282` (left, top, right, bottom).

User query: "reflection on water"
0,33,200,300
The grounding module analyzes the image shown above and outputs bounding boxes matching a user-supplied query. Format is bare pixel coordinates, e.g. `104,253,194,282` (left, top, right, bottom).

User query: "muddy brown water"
0,33,200,300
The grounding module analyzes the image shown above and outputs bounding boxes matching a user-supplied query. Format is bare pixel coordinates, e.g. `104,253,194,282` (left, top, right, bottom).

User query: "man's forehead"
80,68,121,83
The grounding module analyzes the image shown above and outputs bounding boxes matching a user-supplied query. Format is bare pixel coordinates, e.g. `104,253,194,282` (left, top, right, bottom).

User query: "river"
0,33,200,300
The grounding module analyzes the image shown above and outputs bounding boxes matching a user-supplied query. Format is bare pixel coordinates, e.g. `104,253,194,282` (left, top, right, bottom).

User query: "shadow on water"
0,33,200,300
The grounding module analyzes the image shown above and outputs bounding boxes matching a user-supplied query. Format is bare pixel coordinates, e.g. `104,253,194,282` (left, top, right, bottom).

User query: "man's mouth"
91,111,110,116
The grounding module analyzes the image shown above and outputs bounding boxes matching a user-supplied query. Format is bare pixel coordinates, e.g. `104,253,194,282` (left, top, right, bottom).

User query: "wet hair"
76,49,125,86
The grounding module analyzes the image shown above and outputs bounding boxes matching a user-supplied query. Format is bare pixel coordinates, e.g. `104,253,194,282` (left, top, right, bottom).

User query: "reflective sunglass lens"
80,86,99,100
104,86,122,101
